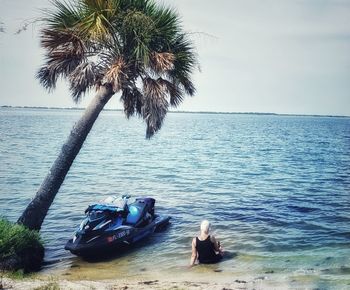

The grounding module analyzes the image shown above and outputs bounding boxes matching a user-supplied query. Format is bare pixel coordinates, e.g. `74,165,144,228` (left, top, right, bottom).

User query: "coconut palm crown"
37,0,197,138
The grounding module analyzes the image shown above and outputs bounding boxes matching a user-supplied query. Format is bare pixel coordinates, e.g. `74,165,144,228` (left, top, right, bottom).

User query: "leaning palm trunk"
18,85,114,231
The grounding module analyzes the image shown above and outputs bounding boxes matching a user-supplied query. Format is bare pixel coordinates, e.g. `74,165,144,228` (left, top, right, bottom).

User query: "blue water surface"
0,107,349,288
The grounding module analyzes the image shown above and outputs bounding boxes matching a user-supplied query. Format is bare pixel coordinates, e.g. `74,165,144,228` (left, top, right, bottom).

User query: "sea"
0,107,349,289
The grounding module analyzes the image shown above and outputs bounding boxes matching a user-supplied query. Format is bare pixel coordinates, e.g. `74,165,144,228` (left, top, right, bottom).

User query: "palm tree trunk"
17,84,114,231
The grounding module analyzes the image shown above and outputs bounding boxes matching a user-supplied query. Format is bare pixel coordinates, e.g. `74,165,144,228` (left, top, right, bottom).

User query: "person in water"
190,220,224,266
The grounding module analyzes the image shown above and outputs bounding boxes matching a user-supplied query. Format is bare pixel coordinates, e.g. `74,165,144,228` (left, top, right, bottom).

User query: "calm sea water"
0,107,349,288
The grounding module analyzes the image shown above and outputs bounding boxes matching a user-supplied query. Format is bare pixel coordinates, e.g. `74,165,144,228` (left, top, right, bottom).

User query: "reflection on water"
0,108,350,288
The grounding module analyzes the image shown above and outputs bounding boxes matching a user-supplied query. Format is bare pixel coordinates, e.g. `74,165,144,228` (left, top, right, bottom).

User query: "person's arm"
210,235,223,254
190,238,198,267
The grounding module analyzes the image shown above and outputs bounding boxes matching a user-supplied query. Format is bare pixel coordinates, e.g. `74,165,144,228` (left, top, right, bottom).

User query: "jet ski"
65,195,171,257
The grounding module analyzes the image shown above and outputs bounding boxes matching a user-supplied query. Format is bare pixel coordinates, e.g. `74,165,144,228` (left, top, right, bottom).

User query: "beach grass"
0,218,44,272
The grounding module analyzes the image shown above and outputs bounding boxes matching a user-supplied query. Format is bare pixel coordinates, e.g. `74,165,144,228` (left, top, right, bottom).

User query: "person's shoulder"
210,235,217,242
192,237,197,247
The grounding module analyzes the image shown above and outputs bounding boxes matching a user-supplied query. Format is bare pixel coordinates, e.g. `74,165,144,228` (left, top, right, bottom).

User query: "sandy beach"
2,277,233,290
1,262,301,290
2,275,281,290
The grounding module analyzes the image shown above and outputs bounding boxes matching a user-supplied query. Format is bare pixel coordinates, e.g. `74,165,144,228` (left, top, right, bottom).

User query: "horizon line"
1,105,349,118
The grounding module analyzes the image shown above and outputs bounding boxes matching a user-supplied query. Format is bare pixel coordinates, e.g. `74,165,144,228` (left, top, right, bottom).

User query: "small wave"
286,205,318,213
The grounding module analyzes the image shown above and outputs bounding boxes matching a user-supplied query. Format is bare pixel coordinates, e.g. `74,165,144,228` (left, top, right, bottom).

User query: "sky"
0,0,349,116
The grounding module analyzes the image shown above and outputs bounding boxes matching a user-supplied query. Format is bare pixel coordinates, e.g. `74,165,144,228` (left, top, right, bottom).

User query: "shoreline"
1,277,242,290
1,273,284,290
1,262,290,289
2,262,350,290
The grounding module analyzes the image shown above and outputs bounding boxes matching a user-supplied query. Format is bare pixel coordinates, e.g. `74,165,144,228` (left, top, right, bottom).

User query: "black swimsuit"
196,235,222,264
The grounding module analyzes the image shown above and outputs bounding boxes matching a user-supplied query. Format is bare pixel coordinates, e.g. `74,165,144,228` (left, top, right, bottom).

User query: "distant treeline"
1,105,349,118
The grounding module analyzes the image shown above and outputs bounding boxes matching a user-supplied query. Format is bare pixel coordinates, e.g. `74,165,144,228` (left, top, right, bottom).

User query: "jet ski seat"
126,203,144,225
126,198,155,226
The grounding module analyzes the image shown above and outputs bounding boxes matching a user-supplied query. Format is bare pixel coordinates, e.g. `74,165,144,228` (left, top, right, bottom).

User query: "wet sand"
2,274,286,290
1,255,329,289
2,277,233,290
1,258,300,290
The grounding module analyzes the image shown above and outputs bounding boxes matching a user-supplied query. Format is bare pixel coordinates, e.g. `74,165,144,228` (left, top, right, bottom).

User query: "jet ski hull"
65,215,170,257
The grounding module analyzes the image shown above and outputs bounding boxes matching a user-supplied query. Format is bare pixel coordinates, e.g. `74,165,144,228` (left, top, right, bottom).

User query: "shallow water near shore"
1,107,349,289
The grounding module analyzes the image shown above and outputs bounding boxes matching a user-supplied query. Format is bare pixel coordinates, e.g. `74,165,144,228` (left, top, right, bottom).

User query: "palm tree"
18,0,197,231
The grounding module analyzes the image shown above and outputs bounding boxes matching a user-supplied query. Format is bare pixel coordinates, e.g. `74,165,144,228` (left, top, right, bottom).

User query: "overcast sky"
1,0,349,116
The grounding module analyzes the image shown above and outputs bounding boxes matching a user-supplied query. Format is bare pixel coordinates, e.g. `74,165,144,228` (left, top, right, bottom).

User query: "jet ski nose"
71,234,82,245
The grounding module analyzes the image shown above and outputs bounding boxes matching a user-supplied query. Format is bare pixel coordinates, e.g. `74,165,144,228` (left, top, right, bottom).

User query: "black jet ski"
65,195,171,257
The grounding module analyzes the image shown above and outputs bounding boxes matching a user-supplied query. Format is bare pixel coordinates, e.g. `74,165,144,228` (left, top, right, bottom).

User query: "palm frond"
44,0,82,30
37,2,88,92
168,33,198,96
142,77,168,138
40,28,85,55
36,65,59,91
77,14,108,41
148,5,180,51
69,61,97,102
36,50,82,91
120,87,143,118
44,0,118,43
104,57,128,92
149,52,174,73
179,77,195,96
157,78,184,107
50,50,81,74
